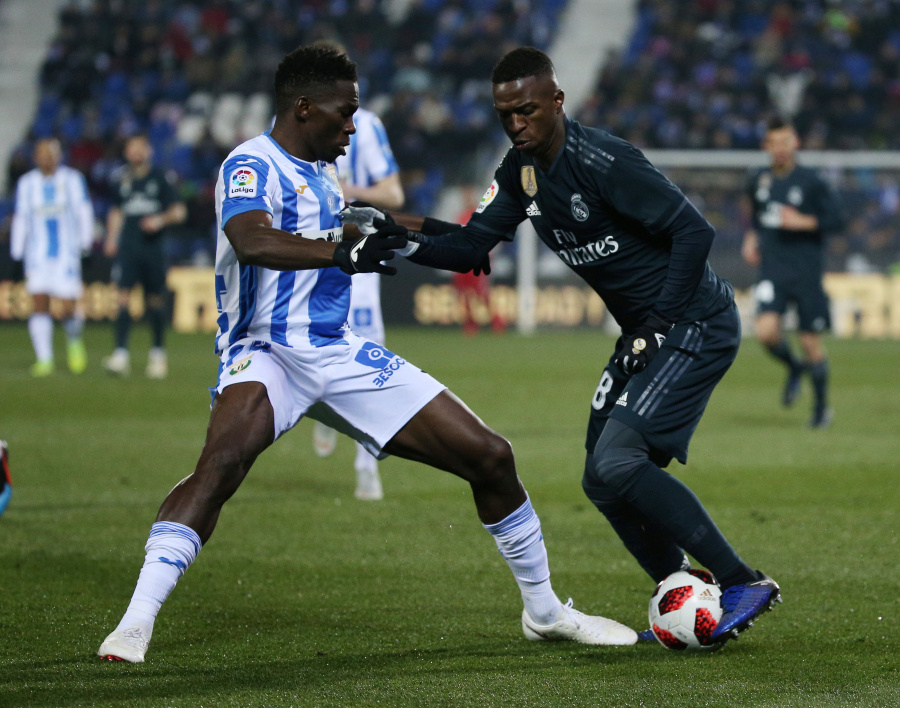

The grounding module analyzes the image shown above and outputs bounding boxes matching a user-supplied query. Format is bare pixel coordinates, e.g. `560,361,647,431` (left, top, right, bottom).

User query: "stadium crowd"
576,0,900,151
2,0,567,266
1,0,899,275
575,0,900,275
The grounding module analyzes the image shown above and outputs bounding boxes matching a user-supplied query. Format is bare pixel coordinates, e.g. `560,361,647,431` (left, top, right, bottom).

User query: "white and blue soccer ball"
648,569,723,650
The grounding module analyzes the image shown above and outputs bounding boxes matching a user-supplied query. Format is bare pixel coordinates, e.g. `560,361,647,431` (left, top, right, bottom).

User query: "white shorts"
215,332,445,458
24,257,83,299
348,272,384,344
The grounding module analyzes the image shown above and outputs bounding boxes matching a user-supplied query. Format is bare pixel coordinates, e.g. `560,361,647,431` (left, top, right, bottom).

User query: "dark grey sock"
115,306,131,350
147,306,166,349
583,472,687,584
617,461,757,588
766,340,801,372
809,360,829,410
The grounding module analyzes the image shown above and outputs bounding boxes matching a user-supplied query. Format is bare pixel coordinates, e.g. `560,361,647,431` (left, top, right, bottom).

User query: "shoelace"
562,598,581,629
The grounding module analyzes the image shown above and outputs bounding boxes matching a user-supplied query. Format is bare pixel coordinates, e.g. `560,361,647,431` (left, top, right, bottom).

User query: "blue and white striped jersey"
214,132,350,354
335,108,398,188
10,166,94,265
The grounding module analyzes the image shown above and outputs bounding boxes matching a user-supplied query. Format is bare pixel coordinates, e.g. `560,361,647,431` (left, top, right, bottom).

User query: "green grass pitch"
0,324,897,707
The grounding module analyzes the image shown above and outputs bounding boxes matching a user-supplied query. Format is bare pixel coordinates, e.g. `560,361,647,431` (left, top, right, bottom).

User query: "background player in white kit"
311,47,405,501
97,45,636,664
10,138,94,377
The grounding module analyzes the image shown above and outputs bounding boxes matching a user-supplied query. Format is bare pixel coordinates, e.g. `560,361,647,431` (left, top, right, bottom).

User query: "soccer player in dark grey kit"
103,134,187,379
373,47,781,646
742,118,845,428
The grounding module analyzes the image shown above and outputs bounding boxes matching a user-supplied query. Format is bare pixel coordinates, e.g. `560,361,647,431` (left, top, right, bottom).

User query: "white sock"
484,495,564,625
28,313,53,363
354,442,378,473
64,314,84,341
115,522,202,637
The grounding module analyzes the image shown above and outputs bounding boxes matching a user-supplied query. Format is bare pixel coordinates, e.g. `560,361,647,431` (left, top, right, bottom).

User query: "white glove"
340,205,386,236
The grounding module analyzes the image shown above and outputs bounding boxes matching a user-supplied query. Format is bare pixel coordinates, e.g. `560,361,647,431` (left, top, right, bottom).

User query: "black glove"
472,255,491,276
333,224,409,275
614,311,673,375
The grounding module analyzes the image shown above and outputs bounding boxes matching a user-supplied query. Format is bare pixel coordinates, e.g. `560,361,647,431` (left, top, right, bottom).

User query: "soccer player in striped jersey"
311,51,406,501
11,138,94,377
97,45,637,664
380,47,781,647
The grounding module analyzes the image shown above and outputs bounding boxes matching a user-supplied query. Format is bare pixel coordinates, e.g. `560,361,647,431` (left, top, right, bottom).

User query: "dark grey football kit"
405,117,762,591
746,164,844,332
112,168,178,295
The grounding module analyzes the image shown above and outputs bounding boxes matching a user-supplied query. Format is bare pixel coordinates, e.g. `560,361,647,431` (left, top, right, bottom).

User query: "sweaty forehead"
492,74,556,108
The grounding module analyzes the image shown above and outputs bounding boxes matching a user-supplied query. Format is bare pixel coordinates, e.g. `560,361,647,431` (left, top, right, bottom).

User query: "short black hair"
274,45,357,114
491,47,555,84
766,116,794,132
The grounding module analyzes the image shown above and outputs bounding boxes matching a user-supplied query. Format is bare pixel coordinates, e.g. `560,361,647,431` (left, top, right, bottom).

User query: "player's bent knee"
590,420,651,493
755,316,781,346
468,431,515,486
594,447,647,494
582,455,621,510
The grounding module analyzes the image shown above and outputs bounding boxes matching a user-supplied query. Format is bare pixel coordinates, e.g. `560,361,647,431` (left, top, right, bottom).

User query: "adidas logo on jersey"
526,201,542,216
615,392,628,407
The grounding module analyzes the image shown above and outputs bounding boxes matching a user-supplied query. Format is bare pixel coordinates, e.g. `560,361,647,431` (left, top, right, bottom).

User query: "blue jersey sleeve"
221,154,273,226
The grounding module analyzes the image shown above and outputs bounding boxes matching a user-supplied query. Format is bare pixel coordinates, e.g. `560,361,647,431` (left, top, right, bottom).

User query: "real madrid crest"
570,193,589,222
521,166,538,197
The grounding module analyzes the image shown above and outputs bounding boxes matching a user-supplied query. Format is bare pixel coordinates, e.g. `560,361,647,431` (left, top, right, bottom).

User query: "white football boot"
522,598,638,646
312,422,338,457
145,348,168,379
102,348,131,377
97,626,151,663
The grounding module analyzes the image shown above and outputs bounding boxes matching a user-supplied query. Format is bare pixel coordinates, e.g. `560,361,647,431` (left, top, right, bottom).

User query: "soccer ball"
648,569,723,650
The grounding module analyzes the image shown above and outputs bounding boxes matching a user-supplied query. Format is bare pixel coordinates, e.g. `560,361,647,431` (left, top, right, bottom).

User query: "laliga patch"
476,180,500,213
229,167,258,197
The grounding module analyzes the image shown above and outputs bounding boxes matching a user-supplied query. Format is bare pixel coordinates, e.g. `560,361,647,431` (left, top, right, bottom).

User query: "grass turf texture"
0,324,897,708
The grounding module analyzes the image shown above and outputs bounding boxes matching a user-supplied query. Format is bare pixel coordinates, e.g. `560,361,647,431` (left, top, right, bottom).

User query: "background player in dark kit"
103,134,187,379
380,46,781,645
742,118,845,428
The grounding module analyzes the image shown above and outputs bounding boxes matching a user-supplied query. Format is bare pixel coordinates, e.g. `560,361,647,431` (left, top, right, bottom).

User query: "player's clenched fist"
614,311,673,375
333,224,408,275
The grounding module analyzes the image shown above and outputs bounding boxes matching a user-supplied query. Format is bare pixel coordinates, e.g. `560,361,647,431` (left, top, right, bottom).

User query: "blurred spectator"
577,0,900,151
9,0,569,266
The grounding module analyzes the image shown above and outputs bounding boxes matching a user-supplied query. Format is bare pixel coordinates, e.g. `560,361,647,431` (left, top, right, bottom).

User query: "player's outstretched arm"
224,209,407,275
342,203,496,275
